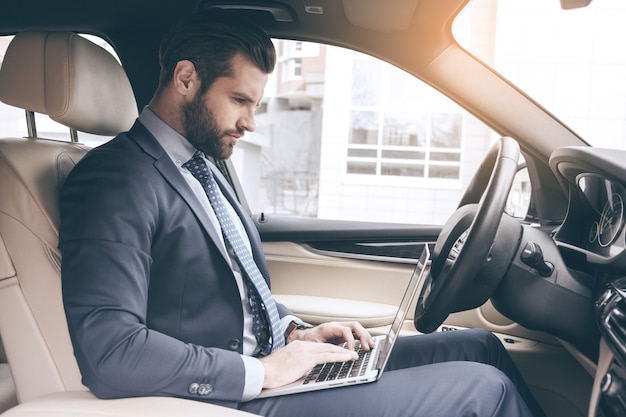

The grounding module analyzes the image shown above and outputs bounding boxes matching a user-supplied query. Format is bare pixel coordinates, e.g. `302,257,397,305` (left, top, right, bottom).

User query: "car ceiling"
0,0,440,38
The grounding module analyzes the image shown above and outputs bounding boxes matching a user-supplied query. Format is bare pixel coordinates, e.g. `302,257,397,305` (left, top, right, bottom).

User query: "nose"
238,107,256,133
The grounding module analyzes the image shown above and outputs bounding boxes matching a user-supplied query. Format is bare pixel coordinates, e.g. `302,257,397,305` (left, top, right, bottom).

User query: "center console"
594,277,626,416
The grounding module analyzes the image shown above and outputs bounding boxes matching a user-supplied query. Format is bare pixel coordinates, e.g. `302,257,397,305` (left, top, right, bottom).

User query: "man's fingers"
300,321,375,351
324,345,359,362
339,321,375,351
342,327,356,350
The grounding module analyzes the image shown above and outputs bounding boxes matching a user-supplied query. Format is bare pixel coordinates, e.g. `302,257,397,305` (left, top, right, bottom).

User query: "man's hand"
258,340,358,389
259,321,376,389
289,321,376,352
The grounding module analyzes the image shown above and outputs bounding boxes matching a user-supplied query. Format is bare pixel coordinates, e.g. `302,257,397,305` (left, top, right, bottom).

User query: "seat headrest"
0,31,137,136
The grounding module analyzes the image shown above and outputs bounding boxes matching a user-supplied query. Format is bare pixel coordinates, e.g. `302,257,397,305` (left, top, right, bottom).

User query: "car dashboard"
550,146,626,417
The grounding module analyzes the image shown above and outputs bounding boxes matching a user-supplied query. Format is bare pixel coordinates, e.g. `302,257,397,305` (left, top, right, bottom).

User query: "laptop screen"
375,244,430,370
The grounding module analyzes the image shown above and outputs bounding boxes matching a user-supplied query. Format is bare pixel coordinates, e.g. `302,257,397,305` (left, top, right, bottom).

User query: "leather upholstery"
0,334,18,413
0,391,259,417
0,139,91,402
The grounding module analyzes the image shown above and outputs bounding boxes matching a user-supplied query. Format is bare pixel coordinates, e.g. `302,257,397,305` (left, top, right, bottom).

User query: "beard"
181,91,243,160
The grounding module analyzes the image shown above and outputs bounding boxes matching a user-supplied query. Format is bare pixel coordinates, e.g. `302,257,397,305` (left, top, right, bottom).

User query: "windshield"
454,0,626,149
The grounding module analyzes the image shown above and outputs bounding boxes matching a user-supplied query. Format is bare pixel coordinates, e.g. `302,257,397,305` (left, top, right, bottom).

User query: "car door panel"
259,215,547,340
265,239,557,342
258,216,432,334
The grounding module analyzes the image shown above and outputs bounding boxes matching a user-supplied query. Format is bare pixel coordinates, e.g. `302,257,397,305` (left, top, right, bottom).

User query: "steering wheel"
414,137,523,333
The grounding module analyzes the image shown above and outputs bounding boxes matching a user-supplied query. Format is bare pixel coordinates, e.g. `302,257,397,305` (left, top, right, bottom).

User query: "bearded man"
59,12,546,417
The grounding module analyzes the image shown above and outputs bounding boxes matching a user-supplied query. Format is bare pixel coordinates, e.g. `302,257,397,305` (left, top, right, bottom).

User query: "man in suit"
59,13,546,417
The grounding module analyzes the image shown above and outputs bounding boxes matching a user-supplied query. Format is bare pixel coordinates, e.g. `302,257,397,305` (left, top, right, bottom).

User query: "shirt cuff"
240,355,265,401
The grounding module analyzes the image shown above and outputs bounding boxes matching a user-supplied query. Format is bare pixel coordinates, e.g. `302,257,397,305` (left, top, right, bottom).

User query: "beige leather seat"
0,31,257,416
0,336,17,413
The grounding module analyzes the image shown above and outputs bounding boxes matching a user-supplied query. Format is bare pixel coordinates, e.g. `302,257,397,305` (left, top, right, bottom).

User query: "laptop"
258,244,430,398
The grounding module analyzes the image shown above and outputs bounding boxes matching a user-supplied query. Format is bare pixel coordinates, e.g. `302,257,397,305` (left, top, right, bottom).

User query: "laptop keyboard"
303,341,372,384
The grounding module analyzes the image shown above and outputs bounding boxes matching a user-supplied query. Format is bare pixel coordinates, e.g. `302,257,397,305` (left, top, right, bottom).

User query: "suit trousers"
239,329,546,417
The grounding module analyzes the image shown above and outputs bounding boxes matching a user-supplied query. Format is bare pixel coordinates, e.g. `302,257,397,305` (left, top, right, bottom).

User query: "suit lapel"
127,122,230,263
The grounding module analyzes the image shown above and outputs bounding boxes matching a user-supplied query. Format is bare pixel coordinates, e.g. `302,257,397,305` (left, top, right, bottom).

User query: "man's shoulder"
66,132,158,185
82,123,162,165
89,124,144,154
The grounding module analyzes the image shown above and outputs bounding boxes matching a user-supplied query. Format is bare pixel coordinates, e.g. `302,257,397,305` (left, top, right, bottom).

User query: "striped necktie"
183,151,285,355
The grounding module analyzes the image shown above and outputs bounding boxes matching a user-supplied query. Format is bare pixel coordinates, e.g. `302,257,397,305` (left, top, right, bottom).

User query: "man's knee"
468,364,531,417
463,328,508,360
471,363,514,393
466,327,501,346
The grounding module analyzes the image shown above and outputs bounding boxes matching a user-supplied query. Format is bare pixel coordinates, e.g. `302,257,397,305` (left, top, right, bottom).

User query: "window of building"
346,52,462,179
282,58,302,80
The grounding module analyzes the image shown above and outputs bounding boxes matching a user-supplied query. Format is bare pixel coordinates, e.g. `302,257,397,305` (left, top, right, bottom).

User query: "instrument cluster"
578,175,626,254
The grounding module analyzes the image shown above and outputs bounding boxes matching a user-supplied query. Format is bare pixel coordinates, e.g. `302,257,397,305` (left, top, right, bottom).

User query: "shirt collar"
139,106,197,167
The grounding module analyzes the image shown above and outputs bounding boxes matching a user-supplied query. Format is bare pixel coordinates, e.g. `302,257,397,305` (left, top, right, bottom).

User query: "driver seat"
0,31,137,404
0,31,257,416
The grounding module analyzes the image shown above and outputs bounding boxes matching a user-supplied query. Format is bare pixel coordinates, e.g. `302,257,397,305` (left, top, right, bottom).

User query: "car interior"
0,0,624,416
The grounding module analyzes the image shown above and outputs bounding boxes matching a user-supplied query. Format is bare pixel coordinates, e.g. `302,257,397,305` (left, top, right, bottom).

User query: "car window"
0,34,118,147
454,0,626,149
234,40,501,225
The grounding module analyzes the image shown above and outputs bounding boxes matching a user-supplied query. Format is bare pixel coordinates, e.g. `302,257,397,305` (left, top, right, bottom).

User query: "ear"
172,60,201,99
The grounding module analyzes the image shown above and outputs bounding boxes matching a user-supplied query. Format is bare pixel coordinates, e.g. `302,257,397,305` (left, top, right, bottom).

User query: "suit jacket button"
198,384,213,395
228,338,241,350
188,383,199,395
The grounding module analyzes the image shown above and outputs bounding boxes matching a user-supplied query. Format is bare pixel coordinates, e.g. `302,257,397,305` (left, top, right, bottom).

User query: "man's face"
182,53,268,160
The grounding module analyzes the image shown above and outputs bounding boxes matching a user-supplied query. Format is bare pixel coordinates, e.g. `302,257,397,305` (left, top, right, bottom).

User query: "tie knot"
183,151,212,184
184,150,204,166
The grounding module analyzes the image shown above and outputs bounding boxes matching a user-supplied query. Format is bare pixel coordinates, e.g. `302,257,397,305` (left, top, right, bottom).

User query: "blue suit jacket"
59,121,291,406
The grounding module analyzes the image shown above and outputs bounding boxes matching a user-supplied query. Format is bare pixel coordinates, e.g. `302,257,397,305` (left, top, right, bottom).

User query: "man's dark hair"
156,12,276,96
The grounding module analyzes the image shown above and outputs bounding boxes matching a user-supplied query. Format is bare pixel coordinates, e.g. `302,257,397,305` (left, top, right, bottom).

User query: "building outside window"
249,43,480,223
239,1,626,224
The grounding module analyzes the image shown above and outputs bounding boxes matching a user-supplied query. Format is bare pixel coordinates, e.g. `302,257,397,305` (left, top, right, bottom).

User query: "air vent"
601,285,626,369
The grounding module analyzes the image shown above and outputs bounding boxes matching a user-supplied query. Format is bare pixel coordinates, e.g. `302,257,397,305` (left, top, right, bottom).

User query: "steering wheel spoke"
414,137,523,333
